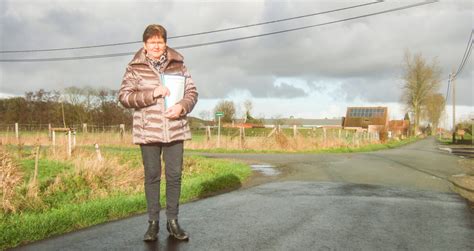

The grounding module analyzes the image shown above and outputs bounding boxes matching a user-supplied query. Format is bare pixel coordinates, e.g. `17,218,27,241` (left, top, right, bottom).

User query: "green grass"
20,158,74,183
1,150,251,249
314,136,420,153
437,132,473,145
0,193,147,248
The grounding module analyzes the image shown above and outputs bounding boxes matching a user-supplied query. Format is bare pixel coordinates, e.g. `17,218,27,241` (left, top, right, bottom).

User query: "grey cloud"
331,77,403,103
191,64,308,99
0,0,473,108
40,9,89,36
264,82,308,98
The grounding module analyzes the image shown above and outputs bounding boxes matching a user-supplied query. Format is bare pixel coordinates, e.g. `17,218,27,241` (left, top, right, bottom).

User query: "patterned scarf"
147,50,168,72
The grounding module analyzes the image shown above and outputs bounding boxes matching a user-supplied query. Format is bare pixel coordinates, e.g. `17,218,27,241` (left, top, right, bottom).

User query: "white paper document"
161,74,185,109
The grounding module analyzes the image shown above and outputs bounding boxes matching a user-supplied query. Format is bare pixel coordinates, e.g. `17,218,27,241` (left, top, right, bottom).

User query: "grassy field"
186,136,420,154
0,145,251,249
1,127,380,152
0,126,420,155
437,132,473,145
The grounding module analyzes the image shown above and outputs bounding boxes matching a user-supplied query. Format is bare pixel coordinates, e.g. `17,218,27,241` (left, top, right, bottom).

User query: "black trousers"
140,140,184,221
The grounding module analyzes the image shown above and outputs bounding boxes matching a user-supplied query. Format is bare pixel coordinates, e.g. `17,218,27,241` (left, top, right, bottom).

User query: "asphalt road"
200,137,470,193
12,137,474,251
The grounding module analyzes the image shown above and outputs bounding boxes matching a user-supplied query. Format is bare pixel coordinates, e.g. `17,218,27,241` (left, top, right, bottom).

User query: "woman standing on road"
118,24,198,241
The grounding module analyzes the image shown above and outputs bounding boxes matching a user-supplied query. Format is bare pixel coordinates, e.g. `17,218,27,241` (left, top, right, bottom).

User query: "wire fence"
0,123,130,134
0,123,383,151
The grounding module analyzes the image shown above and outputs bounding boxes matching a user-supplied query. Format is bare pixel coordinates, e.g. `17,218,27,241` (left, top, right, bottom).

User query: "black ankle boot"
143,220,159,241
166,219,189,240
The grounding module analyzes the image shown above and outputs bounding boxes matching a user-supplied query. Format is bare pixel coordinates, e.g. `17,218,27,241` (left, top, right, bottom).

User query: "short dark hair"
143,24,167,43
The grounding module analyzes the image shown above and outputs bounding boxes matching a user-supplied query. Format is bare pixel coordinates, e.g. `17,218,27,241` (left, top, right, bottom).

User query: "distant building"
388,120,410,137
262,118,342,128
343,107,389,132
225,122,259,128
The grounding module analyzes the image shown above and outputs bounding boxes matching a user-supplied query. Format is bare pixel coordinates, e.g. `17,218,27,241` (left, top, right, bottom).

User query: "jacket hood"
129,47,184,66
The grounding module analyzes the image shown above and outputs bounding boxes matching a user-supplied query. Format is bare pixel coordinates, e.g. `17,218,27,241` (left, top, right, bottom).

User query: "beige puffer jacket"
118,47,198,144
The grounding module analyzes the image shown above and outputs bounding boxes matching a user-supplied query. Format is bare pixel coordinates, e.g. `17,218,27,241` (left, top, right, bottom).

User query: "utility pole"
217,115,221,148
215,111,224,148
451,72,456,143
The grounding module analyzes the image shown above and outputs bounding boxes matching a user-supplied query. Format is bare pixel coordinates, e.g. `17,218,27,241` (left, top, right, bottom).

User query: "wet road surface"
199,137,470,193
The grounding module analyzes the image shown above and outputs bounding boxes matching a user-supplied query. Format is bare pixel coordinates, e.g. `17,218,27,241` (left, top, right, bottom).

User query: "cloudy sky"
0,0,472,128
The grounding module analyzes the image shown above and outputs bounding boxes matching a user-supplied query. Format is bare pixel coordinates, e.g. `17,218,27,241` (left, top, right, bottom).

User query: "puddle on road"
250,164,280,176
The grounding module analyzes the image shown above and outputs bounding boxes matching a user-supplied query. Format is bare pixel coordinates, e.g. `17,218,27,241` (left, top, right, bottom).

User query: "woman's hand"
153,86,170,98
165,104,184,119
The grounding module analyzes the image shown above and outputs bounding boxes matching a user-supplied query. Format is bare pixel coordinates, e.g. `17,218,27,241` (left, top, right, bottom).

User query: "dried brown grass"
3,129,381,152
0,131,134,148
1,144,146,214
45,147,144,201
185,131,381,152
0,148,23,213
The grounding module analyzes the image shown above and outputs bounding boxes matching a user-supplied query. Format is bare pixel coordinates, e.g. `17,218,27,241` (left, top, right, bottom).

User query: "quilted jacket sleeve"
177,65,198,116
118,66,157,109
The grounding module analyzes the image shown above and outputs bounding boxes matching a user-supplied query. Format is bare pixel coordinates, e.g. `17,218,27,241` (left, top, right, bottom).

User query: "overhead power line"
0,1,383,54
0,0,437,63
445,30,472,102
452,30,473,79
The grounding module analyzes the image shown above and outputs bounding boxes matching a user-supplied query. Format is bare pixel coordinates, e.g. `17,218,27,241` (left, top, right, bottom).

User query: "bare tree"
243,99,253,122
401,51,441,135
63,86,84,106
82,86,99,110
213,100,236,123
423,93,445,134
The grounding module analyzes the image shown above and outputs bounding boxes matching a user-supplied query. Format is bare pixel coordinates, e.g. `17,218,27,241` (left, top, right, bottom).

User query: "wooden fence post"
27,144,41,198
239,127,245,149
15,123,19,142
67,130,72,158
119,124,125,139
52,130,56,148
95,143,103,161
73,130,76,149
267,127,277,137
206,126,211,141
33,145,40,185
5,126,10,144
356,132,360,148
293,125,297,138
323,127,327,143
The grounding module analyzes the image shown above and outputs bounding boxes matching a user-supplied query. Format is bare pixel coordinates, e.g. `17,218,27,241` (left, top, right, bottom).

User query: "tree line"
0,87,132,127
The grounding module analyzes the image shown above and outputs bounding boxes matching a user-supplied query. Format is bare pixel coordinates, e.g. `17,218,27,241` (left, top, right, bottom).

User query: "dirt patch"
458,159,474,174
450,174,474,204
448,158,474,204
